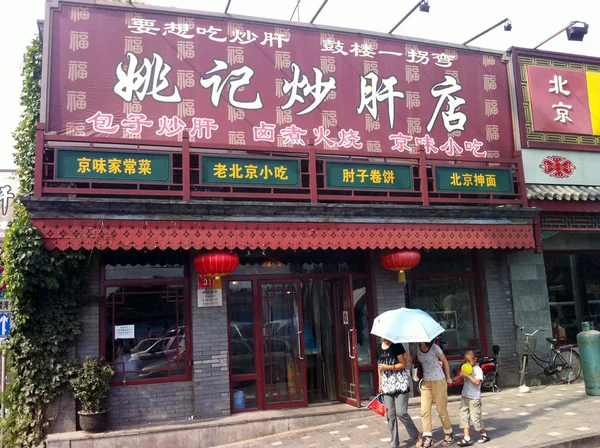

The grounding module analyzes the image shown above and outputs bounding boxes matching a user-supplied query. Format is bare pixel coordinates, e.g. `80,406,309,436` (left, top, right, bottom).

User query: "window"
102,262,190,384
545,253,600,344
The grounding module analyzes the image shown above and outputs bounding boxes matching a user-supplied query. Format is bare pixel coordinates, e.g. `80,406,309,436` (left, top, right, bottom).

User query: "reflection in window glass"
232,380,258,410
359,371,375,399
105,284,187,382
406,276,479,356
229,281,255,376
353,278,372,366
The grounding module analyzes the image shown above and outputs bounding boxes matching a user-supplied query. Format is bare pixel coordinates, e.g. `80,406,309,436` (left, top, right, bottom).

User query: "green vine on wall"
0,35,89,447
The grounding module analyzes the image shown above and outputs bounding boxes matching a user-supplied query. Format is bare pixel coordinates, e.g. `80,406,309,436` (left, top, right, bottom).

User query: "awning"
527,184,600,201
32,219,535,251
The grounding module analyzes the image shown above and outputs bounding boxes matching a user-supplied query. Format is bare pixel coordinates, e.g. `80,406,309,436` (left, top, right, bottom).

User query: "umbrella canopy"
370,308,444,344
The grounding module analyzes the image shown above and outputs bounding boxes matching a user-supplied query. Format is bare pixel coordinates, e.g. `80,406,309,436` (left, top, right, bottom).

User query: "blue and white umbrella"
370,307,444,344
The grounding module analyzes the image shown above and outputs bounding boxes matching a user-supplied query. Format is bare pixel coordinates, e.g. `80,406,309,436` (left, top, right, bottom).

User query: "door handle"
347,329,356,359
297,330,304,360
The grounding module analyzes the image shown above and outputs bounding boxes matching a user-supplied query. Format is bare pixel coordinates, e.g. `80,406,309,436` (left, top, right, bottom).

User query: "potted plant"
70,356,114,432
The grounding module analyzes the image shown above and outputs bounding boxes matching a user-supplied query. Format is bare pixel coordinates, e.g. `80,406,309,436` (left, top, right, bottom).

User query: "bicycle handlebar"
514,324,547,337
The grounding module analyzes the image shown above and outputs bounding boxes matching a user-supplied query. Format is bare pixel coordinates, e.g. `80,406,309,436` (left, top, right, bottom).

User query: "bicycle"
515,325,582,388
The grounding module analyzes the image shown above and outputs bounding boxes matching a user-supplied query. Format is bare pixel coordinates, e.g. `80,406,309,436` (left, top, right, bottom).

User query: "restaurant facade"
32,0,543,431
511,47,600,346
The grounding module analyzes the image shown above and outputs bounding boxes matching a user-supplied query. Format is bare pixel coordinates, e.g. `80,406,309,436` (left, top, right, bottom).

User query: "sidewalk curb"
534,432,600,448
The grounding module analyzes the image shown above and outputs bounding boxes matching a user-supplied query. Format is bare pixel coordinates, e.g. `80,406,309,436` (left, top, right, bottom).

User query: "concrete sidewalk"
216,382,600,448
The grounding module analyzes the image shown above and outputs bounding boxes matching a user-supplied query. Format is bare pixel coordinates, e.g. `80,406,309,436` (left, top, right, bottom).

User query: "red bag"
367,395,387,416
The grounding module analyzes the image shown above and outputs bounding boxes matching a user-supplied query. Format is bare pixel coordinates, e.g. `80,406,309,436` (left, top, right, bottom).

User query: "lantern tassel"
398,270,406,283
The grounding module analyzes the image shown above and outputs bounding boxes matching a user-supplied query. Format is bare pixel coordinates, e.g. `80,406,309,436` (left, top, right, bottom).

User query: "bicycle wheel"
552,348,582,383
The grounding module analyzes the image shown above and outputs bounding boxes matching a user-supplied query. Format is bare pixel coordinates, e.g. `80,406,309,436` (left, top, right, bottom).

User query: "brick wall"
190,254,231,418
478,250,520,386
369,250,406,315
107,381,194,428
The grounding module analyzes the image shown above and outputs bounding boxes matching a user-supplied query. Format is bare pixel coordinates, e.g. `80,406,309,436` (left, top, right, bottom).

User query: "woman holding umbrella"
378,337,422,448
371,308,450,448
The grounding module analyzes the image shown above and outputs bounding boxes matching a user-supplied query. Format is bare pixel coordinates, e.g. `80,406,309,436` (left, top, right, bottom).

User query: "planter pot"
78,409,109,432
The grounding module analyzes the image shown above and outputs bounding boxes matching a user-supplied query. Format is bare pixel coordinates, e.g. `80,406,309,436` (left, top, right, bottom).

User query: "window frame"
99,261,192,386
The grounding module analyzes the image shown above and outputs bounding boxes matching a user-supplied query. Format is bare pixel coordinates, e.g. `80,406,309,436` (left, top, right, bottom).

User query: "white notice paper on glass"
198,288,223,307
115,324,135,339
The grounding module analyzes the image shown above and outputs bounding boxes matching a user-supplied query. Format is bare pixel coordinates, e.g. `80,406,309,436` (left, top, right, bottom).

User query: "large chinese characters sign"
512,48,600,150
47,3,514,160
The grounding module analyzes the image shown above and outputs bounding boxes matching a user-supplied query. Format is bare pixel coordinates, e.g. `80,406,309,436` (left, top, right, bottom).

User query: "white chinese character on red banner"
190,118,219,139
439,137,464,156
406,49,429,64
349,43,376,58
389,132,413,152
200,60,263,110
313,126,337,146
229,29,259,45
197,25,228,42
338,129,363,149
128,18,160,35
415,134,438,154
156,115,186,137
261,32,290,48
281,63,337,116
464,139,487,158
114,52,182,103
432,52,456,68
279,125,307,146
552,102,574,124
85,111,119,134
121,113,154,135
321,39,348,56
253,121,277,142
357,72,405,129
549,75,571,96
163,22,194,39
427,75,467,133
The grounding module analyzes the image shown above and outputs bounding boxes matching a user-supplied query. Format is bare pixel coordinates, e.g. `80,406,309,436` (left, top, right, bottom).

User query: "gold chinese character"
229,163,243,179
370,169,382,183
366,141,381,152
213,163,227,179
124,36,143,54
383,170,395,184
320,56,336,74
260,166,273,179
485,174,497,187
274,51,291,69
357,169,368,183
69,31,89,51
483,74,497,92
484,99,499,117
245,164,258,179
77,157,91,174
275,166,288,180
123,158,137,174
405,66,419,83
108,158,122,174
177,41,195,61
474,174,485,186
227,46,244,65
462,173,473,186
485,125,500,142
93,158,107,174
450,173,461,186
138,159,151,175
342,168,355,183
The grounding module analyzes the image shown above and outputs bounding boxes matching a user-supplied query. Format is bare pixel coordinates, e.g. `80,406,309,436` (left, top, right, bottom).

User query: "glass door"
260,281,307,408
332,277,361,407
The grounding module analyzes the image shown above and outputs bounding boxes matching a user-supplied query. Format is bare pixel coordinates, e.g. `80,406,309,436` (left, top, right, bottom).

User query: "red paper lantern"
193,251,239,279
380,250,421,283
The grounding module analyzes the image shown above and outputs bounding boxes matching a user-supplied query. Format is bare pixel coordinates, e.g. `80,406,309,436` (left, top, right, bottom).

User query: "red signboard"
526,66,597,136
46,2,514,160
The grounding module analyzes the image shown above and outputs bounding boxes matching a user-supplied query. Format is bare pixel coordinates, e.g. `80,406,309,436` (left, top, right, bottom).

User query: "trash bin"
576,322,600,396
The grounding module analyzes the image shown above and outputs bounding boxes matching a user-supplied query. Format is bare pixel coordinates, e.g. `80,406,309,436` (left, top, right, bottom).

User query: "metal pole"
1,352,5,419
462,18,509,46
289,0,302,21
224,0,232,14
310,0,329,24
534,22,575,49
389,0,423,35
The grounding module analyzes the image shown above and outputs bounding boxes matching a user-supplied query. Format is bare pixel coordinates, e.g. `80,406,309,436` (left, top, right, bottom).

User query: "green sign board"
435,167,514,193
56,149,171,183
202,156,300,187
325,162,413,190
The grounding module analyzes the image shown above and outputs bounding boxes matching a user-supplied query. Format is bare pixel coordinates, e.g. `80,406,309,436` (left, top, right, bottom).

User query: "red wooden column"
34,123,45,197
182,130,191,201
